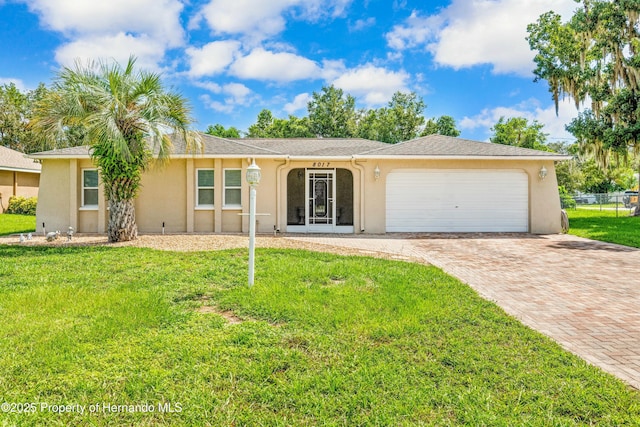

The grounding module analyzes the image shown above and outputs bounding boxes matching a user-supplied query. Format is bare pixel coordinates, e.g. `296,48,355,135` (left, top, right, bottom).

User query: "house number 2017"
312,162,330,167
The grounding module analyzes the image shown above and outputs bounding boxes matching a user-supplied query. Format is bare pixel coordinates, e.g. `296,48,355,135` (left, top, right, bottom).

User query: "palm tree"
33,56,200,242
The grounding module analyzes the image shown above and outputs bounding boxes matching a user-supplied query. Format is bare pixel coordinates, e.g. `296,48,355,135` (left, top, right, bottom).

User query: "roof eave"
0,166,42,173
287,155,358,161
27,154,91,160
355,154,573,161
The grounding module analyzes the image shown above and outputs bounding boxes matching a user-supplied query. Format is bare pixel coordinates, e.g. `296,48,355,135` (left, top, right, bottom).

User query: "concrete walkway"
286,233,640,390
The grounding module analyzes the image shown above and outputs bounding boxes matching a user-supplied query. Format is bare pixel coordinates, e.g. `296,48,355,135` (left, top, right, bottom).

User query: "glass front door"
307,170,334,231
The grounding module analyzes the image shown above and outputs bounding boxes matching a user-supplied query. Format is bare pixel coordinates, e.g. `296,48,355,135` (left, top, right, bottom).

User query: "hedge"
6,196,37,215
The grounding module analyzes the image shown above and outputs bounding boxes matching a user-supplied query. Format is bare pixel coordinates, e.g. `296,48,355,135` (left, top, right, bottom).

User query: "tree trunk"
108,198,138,242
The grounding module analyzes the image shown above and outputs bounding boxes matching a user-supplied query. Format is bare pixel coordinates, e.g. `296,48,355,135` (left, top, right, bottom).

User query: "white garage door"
386,169,528,232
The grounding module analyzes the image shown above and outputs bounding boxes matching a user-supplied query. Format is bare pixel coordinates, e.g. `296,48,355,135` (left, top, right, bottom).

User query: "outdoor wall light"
539,165,548,180
246,159,262,186
374,165,381,180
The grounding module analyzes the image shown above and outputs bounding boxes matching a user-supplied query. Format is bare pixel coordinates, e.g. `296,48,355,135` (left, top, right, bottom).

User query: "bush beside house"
6,196,37,215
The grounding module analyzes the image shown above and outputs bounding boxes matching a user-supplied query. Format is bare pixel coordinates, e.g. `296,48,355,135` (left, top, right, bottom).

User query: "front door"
307,170,334,232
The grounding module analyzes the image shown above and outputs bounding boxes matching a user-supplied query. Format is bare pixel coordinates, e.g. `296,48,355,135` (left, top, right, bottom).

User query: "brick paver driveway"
287,233,640,390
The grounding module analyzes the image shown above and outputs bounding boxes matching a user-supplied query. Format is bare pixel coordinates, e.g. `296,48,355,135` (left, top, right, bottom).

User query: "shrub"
6,196,37,215
558,186,576,209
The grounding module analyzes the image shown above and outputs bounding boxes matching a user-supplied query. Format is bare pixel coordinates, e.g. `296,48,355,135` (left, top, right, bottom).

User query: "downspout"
351,157,366,233
275,156,290,232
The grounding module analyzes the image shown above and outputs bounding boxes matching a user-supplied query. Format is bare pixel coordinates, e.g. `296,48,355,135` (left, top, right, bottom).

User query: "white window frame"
81,168,99,210
223,168,242,209
195,168,215,209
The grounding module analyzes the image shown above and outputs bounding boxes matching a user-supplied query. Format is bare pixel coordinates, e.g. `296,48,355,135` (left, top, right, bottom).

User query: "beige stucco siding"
35,159,71,232
194,210,214,232
250,159,280,234
78,210,99,233
135,160,187,233
34,155,564,236
0,171,40,209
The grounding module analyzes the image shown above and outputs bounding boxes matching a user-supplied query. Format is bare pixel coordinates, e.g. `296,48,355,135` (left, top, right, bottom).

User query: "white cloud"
196,0,295,41
319,59,347,81
194,0,352,42
230,48,320,82
223,82,252,104
284,93,310,114
331,64,410,106
194,81,222,93
386,0,577,76
186,41,241,77
459,97,580,141
22,0,184,70
197,82,254,113
54,33,166,72
349,17,376,32
200,94,234,113
385,11,441,50
23,0,184,46
302,0,351,19
0,78,28,91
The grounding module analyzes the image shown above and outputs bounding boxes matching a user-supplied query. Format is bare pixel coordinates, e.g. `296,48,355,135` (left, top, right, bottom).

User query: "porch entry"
286,168,354,233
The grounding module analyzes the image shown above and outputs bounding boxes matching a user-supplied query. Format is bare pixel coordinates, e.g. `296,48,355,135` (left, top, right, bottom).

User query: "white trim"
195,168,215,208
0,167,41,173
355,155,572,161
223,168,242,208
286,225,355,233
81,168,99,208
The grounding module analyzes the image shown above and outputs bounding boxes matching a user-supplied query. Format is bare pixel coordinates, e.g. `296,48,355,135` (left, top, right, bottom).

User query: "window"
196,169,214,207
82,169,99,208
224,169,242,207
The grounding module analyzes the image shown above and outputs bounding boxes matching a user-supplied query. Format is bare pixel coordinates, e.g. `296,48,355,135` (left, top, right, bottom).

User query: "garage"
386,169,529,232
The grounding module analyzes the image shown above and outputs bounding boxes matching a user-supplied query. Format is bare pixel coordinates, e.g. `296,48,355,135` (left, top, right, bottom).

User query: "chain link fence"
560,191,638,216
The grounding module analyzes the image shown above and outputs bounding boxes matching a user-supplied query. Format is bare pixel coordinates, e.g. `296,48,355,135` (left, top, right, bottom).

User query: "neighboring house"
0,145,41,212
29,134,569,235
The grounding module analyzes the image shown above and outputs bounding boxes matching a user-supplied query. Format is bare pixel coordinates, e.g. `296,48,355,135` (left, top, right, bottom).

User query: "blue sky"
0,0,581,142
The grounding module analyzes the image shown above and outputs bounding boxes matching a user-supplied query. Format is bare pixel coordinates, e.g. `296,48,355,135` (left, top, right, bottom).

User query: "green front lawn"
0,245,638,425
0,213,36,236
567,207,640,248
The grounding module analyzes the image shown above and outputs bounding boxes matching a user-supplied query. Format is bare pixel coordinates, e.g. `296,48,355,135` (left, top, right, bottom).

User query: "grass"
0,244,638,426
0,213,35,236
567,207,640,248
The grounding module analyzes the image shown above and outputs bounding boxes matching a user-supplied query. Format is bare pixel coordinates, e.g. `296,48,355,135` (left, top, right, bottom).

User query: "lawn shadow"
547,239,638,253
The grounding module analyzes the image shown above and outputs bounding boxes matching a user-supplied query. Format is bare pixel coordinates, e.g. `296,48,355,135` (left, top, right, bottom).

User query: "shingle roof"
29,145,91,158
233,138,388,156
360,134,568,158
29,135,387,158
0,146,42,172
169,134,280,156
28,133,570,160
